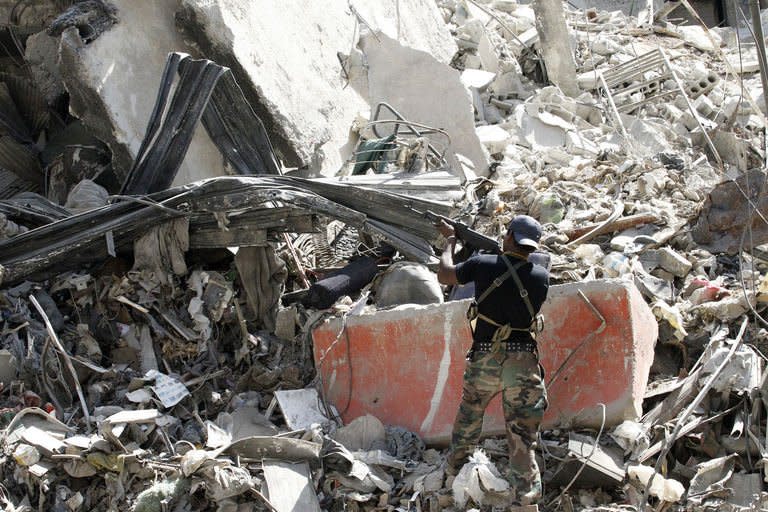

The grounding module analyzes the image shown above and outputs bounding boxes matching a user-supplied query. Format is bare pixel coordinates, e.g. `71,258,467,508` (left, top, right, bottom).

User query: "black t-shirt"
455,253,549,343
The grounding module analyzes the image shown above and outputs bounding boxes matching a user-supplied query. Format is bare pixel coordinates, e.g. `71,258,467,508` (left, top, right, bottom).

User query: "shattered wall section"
176,0,368,176
692,169,768,254
177,0,474,176
351,0,457,65
360,31,488,174
52,0,226,184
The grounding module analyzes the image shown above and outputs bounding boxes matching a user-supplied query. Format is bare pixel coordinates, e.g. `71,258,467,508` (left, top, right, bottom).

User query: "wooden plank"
189,209,316,248
263,460,321,512
190,227,267,248
563,213,659,242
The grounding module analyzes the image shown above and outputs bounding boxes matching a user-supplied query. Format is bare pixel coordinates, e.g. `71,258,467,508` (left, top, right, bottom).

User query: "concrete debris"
53,0,227,185
1,0,768,510
175,0,486,176
627,464,685,503
452,449,509,507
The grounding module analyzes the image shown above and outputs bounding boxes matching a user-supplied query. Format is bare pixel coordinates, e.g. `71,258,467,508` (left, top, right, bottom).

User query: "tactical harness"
467,255,544,360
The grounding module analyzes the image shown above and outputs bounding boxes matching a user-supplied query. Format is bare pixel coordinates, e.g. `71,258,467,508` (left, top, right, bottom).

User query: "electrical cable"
546,403,607,509
312,307,358,420
107,194,189,216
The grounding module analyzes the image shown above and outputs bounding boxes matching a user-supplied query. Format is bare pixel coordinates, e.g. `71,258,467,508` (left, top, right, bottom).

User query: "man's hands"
435,219,455,239
436,219,459,285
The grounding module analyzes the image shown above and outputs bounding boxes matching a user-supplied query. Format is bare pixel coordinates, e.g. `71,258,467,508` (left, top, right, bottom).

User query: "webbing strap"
476,313,531,330
475,257,527,306
501,255,536,320
471,255,538,352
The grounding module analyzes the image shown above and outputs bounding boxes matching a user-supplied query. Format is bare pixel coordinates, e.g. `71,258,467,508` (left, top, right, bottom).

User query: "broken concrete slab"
639,247,693,278
360,31,488,174
274,388,329,431
677,24,721,52
333,414,386,452
313,279,658,443
351,1,458,65
263,460,321,512
550,434,626,488
476,124,512,154
24,32,65,107
177,0,471,176
461,69,497,91
53,0,226,184
692,169,768,254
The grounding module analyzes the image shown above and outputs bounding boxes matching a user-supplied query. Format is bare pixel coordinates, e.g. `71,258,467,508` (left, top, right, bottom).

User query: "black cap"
507,215,542,249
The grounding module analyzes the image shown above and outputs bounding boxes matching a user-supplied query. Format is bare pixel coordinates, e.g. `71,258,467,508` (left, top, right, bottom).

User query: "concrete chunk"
360,31,488,174
461,69,497,91
54,0,226,184
640,248,692,278
24,32,65,107
476,125,512,154
693,169,768,254
178,0,476,176
313,279,658,444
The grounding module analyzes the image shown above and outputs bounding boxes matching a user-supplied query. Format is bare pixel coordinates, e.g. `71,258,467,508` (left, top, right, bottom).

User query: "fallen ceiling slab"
51,0,228,184
175,0,470,176
359,31,488,173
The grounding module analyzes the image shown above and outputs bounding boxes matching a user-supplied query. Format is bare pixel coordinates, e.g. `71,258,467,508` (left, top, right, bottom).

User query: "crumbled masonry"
0,0,768,511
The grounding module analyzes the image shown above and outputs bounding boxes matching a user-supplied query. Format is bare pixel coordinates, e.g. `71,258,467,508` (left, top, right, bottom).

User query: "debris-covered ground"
1,0,768,510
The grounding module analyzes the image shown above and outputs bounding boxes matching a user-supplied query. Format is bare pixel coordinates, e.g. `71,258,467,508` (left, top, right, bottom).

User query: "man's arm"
436,220,459,285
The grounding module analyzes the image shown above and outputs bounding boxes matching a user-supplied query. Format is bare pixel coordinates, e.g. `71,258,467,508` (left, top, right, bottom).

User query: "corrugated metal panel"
0,73,49,135
0,135,42,184
0,168,38,199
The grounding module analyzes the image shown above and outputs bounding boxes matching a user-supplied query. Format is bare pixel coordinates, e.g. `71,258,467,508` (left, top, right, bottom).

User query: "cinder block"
312,279,658,445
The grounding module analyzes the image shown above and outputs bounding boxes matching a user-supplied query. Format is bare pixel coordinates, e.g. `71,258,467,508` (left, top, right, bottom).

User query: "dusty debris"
1,0,768,510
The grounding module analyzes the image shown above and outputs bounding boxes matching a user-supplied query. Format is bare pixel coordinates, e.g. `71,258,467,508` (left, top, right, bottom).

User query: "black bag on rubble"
302,256,378,310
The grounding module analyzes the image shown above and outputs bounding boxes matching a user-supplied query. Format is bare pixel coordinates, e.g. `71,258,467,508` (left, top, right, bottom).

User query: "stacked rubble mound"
0,0,768,510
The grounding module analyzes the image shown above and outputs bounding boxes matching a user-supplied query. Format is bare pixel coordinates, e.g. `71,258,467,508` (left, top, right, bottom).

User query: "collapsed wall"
27,0,487,182
176,0,487,176
37,0,227,185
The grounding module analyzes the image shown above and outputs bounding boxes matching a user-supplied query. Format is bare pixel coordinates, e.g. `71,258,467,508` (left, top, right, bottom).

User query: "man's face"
502,230,515,250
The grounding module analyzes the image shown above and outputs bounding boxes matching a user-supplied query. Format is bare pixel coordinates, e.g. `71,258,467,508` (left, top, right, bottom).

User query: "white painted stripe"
420,312,453,432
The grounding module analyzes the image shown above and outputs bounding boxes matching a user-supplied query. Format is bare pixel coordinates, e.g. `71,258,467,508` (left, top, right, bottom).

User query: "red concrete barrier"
312,279,658,445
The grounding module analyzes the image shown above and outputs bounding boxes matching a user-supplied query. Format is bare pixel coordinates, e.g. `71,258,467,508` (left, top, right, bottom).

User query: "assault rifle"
425,210,552,269
424,210,501,254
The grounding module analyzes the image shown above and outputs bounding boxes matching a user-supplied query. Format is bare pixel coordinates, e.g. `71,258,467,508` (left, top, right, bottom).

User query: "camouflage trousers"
448,350,548,505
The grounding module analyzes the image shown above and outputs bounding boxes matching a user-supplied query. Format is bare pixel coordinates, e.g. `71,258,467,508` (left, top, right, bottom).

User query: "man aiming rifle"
435,215,550,509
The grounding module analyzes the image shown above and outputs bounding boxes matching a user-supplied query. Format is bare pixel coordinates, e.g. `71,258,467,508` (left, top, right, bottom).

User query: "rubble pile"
0,0,768,510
